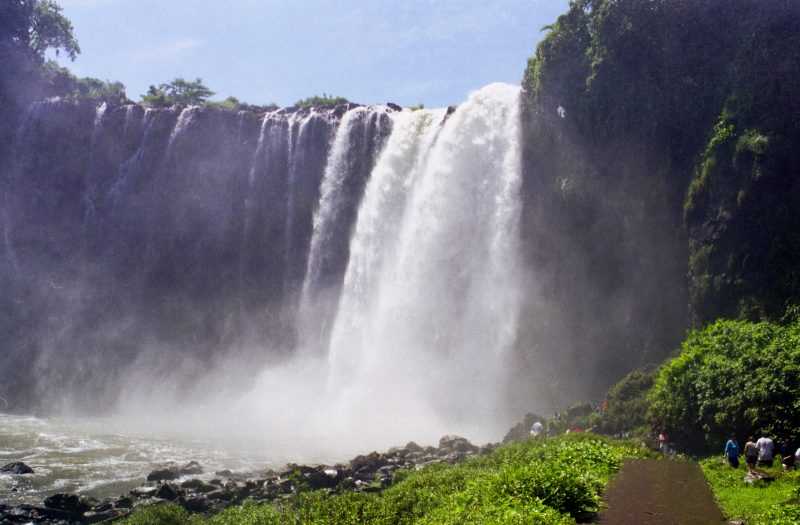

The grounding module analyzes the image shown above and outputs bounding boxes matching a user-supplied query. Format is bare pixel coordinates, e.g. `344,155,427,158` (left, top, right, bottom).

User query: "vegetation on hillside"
648,316,800,453
517,0,800,400
119,435,650,525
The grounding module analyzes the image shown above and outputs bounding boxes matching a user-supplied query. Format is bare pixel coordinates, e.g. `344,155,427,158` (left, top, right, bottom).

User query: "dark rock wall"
0,100,394,410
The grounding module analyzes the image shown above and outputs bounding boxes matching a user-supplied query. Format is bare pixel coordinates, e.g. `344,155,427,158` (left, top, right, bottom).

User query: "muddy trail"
597,459,726,524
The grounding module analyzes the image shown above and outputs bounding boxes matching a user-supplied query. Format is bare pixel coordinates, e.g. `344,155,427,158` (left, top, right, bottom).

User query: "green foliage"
701,457,800,524
141,78,215,107
120,435,648,525
1,0,80,62
120,502,203,525
596,368,655,435
29,0,80,60
649,317,800,452
38,60,128,103
294,93,349,109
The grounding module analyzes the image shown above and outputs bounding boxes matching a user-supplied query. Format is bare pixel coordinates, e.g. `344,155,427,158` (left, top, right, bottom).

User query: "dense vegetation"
294,93,349,108
702,458,800,525
141,78,215,107
647,316,800,453
119,435,649,525
594,368,655,437
517,0,800,401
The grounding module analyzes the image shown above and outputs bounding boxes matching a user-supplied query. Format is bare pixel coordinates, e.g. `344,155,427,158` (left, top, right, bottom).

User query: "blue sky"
55,0,569,107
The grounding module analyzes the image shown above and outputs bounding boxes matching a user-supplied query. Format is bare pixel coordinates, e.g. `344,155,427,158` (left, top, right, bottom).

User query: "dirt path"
596,459,726,524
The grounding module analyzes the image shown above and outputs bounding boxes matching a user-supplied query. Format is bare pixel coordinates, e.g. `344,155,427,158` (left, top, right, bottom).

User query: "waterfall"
320,83,523,443
298,106,392,352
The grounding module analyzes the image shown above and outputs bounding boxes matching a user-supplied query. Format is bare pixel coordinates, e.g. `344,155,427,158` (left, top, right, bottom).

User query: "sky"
54,0,570,108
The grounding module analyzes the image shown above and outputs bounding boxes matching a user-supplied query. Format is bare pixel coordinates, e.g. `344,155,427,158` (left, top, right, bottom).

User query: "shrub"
294,94,349,108
649,317,800,452
596,367,655,435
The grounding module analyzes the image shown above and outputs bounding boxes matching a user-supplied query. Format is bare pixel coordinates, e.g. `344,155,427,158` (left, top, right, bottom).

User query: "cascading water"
316,83,524,445
1,83,526,478
297,106,392,353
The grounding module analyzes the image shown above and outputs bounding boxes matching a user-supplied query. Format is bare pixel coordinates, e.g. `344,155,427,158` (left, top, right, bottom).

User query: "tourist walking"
724,434,740,468
530,421,544,438
743,437,759,473
756,435,775,467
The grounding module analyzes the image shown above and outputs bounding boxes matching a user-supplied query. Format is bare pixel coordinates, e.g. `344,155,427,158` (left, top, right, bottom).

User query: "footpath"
597,459,726,524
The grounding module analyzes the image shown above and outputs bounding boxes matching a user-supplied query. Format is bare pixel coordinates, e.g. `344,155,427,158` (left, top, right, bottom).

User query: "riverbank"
111,434,649,525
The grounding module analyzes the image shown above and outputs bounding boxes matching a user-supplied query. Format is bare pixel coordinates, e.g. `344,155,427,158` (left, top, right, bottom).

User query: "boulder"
438,435,479,454
146,468,178,482
386,102,403,112
155,483,179,501
183,496,210,512
147,461,204,481
1,462,34,475
179,461,203,475
84,509,122,523
350,452,388,474
130,485,159,498
43,493,91,514
181,479,217,493
405,441,424,454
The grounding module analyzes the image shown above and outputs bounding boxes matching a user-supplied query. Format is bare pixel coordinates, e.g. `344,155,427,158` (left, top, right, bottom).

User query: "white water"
118,84,524,458
5,85,526,500
323,83,523,445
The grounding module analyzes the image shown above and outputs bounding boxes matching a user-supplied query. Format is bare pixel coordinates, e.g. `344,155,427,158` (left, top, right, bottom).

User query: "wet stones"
1,462,34,475
2,434,493,523
43,493,92,515
146,460,204,481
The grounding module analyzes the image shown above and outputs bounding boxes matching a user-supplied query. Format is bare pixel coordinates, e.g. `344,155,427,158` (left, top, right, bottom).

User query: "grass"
701,458,800,524
119,434,650,525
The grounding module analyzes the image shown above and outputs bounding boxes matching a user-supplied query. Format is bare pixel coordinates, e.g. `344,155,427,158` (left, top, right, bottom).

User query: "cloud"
131,38,204,63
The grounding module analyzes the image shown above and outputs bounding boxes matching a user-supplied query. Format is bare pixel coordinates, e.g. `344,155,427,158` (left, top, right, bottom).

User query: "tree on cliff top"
141,78,215,107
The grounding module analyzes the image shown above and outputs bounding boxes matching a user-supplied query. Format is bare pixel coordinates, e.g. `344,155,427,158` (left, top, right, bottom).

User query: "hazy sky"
54,0,569,107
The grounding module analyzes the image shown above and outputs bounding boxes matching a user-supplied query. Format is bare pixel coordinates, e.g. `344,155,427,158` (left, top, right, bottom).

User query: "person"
658,431,669,454
530,421,544,438
724,434,740,468
756,435,775,467
743,437,759,473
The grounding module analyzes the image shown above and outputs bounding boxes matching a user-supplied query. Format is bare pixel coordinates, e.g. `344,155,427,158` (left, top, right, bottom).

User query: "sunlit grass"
119,434,650,525
701,458,800,524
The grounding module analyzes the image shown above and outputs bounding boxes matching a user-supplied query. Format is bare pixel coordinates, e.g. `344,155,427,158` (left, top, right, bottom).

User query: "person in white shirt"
756,436,775,467
530,421,544,438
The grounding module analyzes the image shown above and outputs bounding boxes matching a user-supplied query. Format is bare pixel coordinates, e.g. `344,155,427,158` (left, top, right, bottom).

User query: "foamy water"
0,413,274,505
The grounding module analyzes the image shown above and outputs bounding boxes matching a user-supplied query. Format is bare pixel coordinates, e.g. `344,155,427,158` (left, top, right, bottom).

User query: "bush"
596,368,655,436
294,93,349,108
649,317,800,452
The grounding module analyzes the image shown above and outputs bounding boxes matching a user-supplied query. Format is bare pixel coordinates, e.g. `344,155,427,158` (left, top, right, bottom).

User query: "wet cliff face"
0,100,370,410
514,0,800,403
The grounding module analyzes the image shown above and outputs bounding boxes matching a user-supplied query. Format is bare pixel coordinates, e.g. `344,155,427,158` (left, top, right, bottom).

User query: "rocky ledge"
0,435,495,524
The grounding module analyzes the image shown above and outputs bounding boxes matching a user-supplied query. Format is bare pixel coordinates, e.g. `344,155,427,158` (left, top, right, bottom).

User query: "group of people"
723,434,800,472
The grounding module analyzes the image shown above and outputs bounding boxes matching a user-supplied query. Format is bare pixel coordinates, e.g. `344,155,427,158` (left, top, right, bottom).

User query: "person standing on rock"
743,437,759,473
724,434,740,468
756,435,775,467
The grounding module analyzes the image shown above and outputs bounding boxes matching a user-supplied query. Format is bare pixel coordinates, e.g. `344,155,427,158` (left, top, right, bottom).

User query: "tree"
141,78,215,107
0,0,79,62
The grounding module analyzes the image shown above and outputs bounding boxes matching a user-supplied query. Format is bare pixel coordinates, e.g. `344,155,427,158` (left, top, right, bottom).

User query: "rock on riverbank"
0,435,494,524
